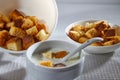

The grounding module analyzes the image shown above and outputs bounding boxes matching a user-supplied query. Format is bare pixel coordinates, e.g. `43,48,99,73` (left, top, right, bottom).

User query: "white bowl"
26,40,81,80
0,0,58,54
65,20,120,54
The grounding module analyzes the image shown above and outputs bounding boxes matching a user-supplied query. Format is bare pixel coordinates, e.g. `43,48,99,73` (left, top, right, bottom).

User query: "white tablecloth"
0,49,120,80
0,1,120,80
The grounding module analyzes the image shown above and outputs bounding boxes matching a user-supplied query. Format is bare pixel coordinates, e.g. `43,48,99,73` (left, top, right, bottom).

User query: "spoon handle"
61,37,103,62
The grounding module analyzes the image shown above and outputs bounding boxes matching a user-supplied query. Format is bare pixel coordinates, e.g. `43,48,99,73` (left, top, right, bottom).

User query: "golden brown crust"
14,16,23,27
35,29,49,41
9,27,26,38
26,26,38,35
22,35,35,49
78,37,88,43
94,20,110,31
102,28,116,37
25,16,39,26
68,20,120,46
9,9,24,20
6,22,14,29
91,42,103,46
0,9,49,50
68,31,80,41
36,23,47,32
21,18,34,29
6,37,22,51
85,28,100,38
53,51,68,58
39,61,53,67
0,22,4,28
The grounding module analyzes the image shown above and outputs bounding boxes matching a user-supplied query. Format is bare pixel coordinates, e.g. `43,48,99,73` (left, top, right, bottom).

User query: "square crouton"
0,38,6,46
14,16,23,27
1,14,10,23
113,25,120,36
6,22,14,29
53,51,68,58
78,37,88,43
0,30,9,39
91,42,103,46
9,9,24,20
0,22,4,28
26,16,39,25
36,23,47,32
9,27,26,38
0,30,10,46
39,61,53,67
22,35,35,49
103,40,114,46
22,18,34,29
102,28,115,37
85,28,100,38
94,20,110,31
26,26,38,35
42,51,53,59
71,25,85,32
68,31,81,41
6,37,22,51
35,29,49,41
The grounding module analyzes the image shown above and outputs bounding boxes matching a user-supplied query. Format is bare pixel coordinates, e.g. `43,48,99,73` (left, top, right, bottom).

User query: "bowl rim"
65,19,120,48
26,39,81,70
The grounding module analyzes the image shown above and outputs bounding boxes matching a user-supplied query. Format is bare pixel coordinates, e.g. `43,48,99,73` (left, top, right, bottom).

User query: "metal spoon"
54,37,103,66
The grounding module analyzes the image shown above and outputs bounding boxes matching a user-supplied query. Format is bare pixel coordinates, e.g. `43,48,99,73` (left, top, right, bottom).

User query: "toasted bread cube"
6,37,22,51
39,61,53,67
0,38,6,46
26,26,38,35
91,42,103,46
9,27,26,38
103,40,114,46
0,30,9,39
85,22,95,32
36,29,49,41
114,36,120,41
113,25,120,36
42,51,53,59
14,16,23,27
6,22,14,29
26,16,39,25
71,25,85,32
53,51,68,58
111,36,120,44
78,37,88,43
102,28,115,37
22,18,34,29
94,20,110,31
0,22,4,28
36,23,47,32
22,35,35,49
9,9,24,20
0,30,9,46
85,28,100,38
68,31,81,41
1,14,10,23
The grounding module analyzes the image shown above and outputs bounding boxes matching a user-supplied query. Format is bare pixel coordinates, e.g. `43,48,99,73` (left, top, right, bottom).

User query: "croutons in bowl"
65,20,120,54
0,0,58,54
